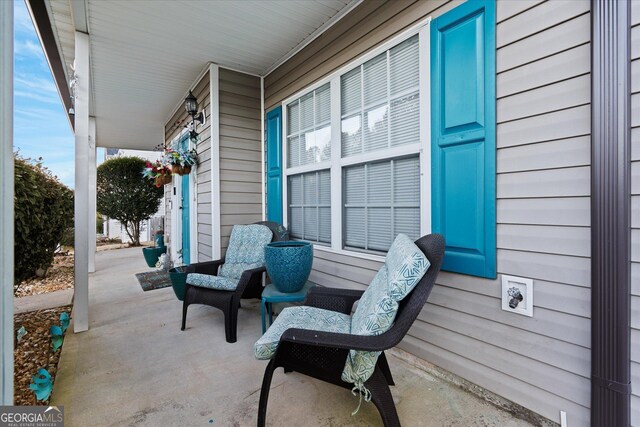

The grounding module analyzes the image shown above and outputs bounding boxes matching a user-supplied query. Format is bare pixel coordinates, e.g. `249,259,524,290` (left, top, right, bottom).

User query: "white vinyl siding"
218,68,263,254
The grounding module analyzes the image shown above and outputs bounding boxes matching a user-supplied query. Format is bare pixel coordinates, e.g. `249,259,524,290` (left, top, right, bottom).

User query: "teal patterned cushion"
386,234,431,300
350,266,395,335
186,273,238,291
219,224,272,280
254,306,351,360
342,234,430,392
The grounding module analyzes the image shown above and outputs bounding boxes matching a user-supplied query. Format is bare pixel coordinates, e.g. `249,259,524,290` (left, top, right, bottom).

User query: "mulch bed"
14,253,74,298
13,306,72,406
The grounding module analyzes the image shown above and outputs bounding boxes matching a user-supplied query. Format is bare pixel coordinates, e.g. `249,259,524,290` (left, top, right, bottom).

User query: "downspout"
590,0,632,425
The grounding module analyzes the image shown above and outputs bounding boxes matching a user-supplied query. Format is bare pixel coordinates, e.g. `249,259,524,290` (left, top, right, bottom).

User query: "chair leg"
181,299,189,331
378,352,395,386
257,359,276,427
366,368,401,427
225,301,239,343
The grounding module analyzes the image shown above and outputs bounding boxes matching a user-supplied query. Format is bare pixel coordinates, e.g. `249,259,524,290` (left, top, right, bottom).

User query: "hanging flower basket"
171,164,192,175
163,145,197,176
155,174,172,187
143,160,172,187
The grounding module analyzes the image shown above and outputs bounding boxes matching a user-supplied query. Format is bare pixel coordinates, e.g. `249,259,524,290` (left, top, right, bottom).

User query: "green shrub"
14,155,74,288
96,214,104,235
97,156,164,246
59,227,74,248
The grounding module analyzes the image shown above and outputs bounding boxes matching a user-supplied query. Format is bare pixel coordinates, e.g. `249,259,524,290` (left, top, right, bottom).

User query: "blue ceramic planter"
154,233,165,248
168,266,188,301
142,246,166,268
265,241,313,293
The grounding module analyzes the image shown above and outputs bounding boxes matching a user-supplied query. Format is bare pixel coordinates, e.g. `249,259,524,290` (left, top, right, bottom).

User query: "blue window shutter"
266,106,283,224
431,0,496,278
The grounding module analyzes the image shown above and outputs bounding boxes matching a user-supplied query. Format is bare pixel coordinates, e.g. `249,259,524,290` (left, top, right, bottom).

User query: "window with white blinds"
288,170,331,244
287,83,331,168
341,35,420,158
282,25,428,257
344,157,421,252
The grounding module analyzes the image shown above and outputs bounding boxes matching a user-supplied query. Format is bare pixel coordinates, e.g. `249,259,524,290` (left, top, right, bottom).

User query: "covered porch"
0,0,633,425
51,246,533,426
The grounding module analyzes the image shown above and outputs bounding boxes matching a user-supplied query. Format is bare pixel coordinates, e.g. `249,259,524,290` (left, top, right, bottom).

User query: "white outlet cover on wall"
501,274,534,317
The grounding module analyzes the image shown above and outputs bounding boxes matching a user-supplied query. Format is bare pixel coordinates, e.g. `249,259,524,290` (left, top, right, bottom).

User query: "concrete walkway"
51,247,535,427
14,288,73,314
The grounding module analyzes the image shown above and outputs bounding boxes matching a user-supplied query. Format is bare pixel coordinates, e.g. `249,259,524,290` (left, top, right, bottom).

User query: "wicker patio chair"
256,233,445,427
181,221,288,343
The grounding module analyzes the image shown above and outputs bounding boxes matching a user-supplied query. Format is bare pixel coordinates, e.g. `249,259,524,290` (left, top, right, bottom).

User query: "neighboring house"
23,0,637,425
102,148,165,243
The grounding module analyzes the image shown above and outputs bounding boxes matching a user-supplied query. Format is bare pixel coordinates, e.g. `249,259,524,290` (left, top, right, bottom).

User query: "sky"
13,0,77,188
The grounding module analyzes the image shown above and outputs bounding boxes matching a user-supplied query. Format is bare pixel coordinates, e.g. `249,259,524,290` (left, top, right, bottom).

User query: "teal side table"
261,281,316,333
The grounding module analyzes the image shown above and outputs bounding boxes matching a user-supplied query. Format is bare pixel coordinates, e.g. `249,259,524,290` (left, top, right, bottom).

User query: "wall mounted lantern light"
184,90,206,141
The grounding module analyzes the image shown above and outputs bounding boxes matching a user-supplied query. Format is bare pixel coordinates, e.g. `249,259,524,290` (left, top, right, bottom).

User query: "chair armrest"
235,266,267,294
304,286,364,315
240,266,266,280
279,327,396,353
190,259,224,276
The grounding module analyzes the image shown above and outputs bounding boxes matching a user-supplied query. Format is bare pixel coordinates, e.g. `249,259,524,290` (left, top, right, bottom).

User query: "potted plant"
163,146,197,175
142,160,172,187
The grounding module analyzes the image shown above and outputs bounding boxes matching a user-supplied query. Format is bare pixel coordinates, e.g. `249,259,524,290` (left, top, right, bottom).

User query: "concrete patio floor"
51,247,535,427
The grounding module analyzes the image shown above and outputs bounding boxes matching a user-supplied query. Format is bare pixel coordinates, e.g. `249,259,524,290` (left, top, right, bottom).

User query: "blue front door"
179,135,191,265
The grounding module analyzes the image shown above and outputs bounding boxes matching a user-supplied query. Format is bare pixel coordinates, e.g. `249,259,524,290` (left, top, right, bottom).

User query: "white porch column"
0,0,14,405
88,117,96,273
74,31,90,332
209,64,221,259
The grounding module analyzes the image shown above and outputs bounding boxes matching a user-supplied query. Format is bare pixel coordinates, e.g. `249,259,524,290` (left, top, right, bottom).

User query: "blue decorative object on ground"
50,325,63,350
50,311,71,351
16,326,27,343
265,241,313,293
29,368,53,401
260,281,315,333
59,312,70,332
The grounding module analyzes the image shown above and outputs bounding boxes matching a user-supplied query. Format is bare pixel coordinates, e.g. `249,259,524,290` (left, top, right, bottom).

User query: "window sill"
313,245,386,263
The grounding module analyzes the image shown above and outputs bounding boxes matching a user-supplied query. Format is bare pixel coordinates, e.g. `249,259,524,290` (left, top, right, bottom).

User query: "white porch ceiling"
45,0,358,150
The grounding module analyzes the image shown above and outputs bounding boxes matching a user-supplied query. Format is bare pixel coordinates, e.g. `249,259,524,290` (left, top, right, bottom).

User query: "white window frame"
282,18,431,261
